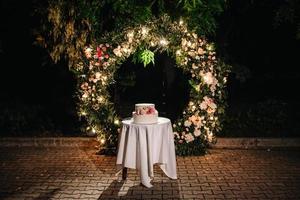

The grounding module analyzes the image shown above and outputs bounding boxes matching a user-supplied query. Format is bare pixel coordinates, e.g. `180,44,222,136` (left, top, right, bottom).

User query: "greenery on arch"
73,15,230,155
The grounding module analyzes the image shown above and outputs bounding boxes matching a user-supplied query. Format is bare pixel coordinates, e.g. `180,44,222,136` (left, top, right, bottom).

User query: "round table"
116,117,177,188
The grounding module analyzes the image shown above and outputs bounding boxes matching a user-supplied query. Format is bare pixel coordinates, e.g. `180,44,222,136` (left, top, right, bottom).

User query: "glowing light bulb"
100,139,105,144
114,119,120,125
203,75,209,83
141,27,148,35
81,111,87,116
98,96,104,103
92,128,96,133
150,41,155,46
179,19,184,25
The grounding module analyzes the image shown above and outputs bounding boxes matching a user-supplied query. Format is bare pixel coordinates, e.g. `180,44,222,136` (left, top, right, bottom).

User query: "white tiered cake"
132,103,158,124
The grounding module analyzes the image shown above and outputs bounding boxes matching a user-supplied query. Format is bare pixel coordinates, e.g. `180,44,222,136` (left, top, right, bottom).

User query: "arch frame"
73,15,230,155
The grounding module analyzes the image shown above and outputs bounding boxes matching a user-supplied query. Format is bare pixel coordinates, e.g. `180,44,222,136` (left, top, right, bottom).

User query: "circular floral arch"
73,15,230,155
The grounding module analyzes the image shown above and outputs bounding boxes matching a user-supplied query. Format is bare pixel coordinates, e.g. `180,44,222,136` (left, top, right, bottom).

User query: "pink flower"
200,101,208,110
185,133,195,143
200,96,217,112
148,107,156,114
81,82,88,90
96,47,102,61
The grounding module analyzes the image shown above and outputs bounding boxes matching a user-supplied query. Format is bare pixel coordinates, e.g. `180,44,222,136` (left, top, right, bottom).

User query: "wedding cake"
132,103,158,124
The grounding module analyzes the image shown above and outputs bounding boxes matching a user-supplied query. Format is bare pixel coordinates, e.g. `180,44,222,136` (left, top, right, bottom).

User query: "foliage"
74,15,230,155
273,0,300,40
220,99,293,137
33,0,226,67
0,103,56,136
33,0,229,155
132,48,155,67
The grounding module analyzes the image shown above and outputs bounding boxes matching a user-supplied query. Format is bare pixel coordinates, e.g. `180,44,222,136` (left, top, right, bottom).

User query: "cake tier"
133,111,158,124
135,103,156,115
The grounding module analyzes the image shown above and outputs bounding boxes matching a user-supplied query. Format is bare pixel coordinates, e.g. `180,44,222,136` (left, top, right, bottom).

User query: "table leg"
122,167,128,180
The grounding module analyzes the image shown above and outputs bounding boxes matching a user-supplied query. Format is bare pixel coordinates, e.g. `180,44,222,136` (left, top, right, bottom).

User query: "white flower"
207,131,213,143
113,46,122,57
95,72,101,79
173,132,180,139
203,72,214,85
84,47,93,58
192,63,198,69
194,129,201,137
82,93,89,98
184,120,192,127
197,47,205,55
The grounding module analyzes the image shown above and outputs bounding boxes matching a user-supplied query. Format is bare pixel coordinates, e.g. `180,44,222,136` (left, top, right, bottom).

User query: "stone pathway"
0,145,300,199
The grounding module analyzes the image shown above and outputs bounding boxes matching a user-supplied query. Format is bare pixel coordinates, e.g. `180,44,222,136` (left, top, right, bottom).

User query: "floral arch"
73,15,230,155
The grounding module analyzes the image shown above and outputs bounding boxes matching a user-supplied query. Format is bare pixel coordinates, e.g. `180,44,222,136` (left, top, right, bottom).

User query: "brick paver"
0,145,299,199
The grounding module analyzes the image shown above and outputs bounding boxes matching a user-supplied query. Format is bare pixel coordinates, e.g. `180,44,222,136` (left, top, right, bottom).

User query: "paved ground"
0,145,300,200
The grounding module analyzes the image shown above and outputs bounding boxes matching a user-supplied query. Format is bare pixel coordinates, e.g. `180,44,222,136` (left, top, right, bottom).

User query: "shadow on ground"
98,179,180,199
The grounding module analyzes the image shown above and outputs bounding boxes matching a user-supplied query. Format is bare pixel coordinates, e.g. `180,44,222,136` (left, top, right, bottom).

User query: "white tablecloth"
116,117,177,188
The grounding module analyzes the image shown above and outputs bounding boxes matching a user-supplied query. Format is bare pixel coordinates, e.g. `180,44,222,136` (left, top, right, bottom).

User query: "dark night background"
0,0,299,137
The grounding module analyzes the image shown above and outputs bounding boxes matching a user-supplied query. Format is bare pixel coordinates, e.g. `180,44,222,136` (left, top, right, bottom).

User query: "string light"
77,15,229,155
141,26,148,35
100,139,105,144
179,19,184,25
114,119,120,125
150,41,155,46
97,96,104,103
203,75,209,83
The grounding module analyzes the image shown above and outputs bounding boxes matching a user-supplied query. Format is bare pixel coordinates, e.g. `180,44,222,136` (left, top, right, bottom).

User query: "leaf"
188,79,196,88
140,49,155,67
132,48,155,67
